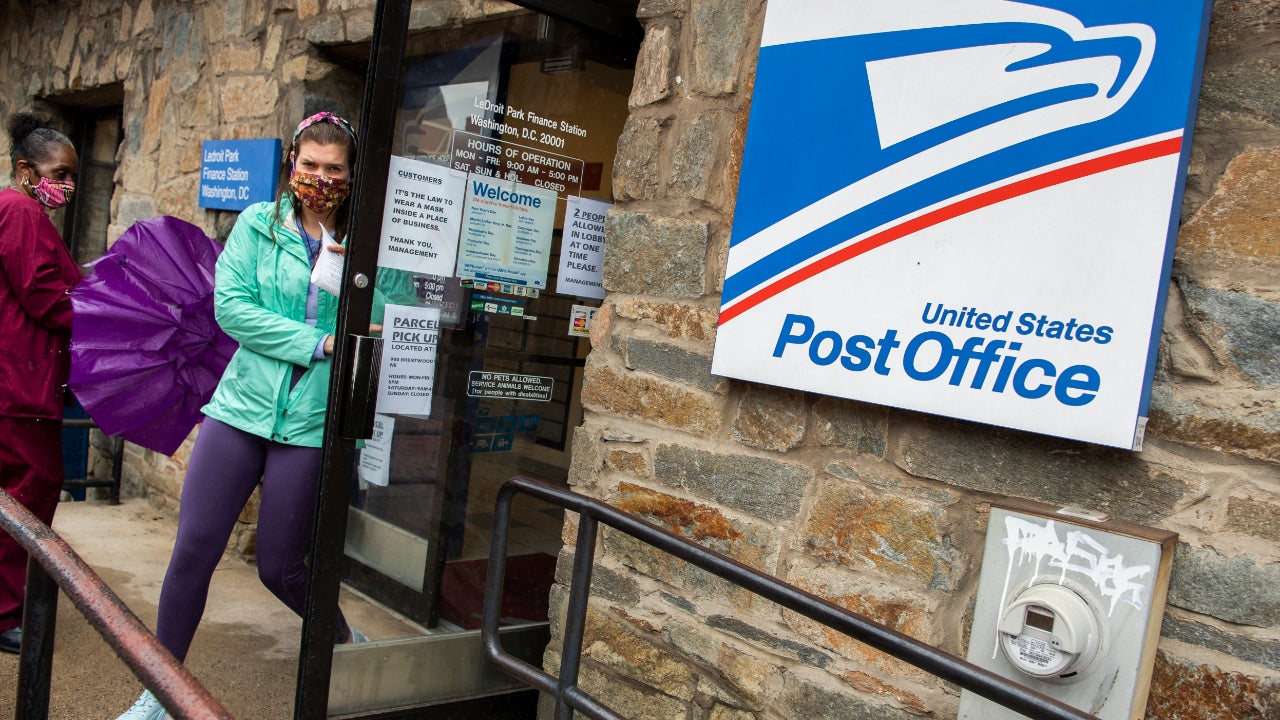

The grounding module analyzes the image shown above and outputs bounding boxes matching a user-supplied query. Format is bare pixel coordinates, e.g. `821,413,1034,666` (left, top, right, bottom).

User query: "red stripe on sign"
718,136,1183,326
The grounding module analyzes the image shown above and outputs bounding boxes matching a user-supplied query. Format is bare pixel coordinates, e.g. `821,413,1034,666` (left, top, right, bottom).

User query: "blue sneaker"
115,690,167,720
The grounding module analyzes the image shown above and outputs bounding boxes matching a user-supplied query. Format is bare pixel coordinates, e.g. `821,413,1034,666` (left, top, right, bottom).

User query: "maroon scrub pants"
0,416,63,633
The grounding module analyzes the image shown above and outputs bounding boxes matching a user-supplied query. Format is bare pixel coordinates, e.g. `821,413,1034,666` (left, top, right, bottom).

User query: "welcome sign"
711,0,1213,449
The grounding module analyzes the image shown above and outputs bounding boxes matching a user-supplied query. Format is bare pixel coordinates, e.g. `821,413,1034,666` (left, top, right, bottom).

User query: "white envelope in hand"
310,224,345,296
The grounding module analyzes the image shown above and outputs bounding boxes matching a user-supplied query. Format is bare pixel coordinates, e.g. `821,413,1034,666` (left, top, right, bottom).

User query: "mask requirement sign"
711,0,1213,449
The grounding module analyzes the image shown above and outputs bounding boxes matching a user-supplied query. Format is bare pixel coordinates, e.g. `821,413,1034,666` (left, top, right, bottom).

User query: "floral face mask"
27,173,75,210
289,171,350,213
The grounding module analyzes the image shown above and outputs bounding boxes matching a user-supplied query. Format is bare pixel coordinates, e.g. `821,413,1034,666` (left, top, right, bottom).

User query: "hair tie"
292,111,357,145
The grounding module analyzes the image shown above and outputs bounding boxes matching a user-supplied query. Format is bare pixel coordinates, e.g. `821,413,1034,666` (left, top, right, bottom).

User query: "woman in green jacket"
118,112,369,720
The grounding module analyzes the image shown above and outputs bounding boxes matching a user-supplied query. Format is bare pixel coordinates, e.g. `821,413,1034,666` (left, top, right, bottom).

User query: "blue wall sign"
711,0,1214,449
198,139,282,211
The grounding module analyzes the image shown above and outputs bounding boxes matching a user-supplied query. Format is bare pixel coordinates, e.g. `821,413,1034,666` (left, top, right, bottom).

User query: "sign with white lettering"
198,139,281,211
711,0,1213,449
557,196,609,299
457,175,557,288
466,371,554,402
377,305,442,415
378,155,466,277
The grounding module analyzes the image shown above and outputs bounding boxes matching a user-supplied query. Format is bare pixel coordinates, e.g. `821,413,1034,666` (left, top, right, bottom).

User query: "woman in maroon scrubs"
0,111,80,654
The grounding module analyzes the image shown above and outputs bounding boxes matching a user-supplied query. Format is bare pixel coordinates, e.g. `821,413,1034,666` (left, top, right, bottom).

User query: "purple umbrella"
69,216,238,456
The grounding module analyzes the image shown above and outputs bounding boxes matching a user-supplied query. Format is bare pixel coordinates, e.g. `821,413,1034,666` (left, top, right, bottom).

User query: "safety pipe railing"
61,417,123,504
482,475,1102,720
0,490,232,720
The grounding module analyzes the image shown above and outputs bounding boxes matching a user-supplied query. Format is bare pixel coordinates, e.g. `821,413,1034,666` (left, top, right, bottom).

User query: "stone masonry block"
582,365,723,436
1146,649,1280,720
587,563,643,607
1179,282,1280,387
778,670,926,720
668,110,723,201
578,660,689,719
802,482,955,590
1226,496,1280,543
603,211,709,297
601,528,768,613
219,76,279,120
1168,543,1280,627
612,115,667,201
653,444,812,522
895,421,1187,524
638,0,687,18
1161,614,1280,672
612,298,719,343
625,337,724,393
706,614,834,669
838,670,931,717
613,481,781,574
689,0,754,97
1146,385,1280,463
664,621,780,707
582,605,700,701
783,569,934,677
605,447,651,477
569,425,603,487
810,396,888,458
630,23,675,107
731,385,806,453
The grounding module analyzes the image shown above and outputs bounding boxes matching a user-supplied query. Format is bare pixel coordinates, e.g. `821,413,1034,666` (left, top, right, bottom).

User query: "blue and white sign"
711,0,1213,449
198,139,282,211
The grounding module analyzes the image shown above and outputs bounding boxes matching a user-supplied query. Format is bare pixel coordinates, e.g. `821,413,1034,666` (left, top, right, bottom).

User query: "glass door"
302,3,640,717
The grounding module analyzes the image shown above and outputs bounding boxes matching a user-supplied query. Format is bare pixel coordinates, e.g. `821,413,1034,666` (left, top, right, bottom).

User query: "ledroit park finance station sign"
711,0,1213,449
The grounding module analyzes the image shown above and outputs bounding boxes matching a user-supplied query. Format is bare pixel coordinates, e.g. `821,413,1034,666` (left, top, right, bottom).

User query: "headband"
292,111,357,146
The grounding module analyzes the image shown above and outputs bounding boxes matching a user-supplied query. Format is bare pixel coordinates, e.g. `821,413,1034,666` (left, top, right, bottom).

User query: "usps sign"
711,0,1213,449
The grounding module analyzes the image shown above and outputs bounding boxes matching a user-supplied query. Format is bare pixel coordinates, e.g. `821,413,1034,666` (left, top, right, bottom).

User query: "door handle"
337,334,383,439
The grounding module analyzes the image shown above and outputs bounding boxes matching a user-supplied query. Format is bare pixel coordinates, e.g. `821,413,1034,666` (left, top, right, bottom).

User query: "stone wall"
563,1,1280,719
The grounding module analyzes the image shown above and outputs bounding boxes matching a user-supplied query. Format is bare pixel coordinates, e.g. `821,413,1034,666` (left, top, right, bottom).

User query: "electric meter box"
958,498,1177,720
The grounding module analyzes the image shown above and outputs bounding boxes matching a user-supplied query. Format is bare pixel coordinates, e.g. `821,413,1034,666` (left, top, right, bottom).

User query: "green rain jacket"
202,200,383,447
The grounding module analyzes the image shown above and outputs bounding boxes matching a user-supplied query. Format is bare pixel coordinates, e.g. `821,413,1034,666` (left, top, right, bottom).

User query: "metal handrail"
60,417,123,504
0,490,232,720
482,475,1102,720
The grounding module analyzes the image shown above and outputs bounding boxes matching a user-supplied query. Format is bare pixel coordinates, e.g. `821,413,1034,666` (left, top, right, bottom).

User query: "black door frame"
295,0,641,718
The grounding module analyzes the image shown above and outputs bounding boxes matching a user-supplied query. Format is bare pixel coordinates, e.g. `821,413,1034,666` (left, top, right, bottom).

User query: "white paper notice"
310,224,345,296
457,175,557,288
378,155,466,277
357,414,395,487
557,196,610,300
377,304,442,415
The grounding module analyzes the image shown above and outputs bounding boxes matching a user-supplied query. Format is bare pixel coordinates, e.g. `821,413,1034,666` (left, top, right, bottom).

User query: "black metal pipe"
554,513,599,720
482,476,1101,720
15,557,57,720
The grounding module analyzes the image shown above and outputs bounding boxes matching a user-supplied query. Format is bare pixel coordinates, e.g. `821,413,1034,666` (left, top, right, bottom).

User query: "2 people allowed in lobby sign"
0,112,81,655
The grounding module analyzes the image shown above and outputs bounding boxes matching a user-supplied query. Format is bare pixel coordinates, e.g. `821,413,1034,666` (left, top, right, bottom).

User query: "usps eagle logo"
712,0,1211,448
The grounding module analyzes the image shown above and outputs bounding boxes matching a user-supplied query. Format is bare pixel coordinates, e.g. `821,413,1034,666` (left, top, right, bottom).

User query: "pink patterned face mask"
28,174,75,209
289,171,350,213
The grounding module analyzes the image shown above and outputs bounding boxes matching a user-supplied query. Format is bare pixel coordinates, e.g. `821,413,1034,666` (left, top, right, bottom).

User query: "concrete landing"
0,498,422,719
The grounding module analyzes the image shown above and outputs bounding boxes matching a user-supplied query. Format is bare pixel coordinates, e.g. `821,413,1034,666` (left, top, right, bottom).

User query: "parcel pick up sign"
711,0,1212,449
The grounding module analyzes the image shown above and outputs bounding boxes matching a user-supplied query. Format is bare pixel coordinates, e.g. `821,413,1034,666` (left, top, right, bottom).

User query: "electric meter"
997,583,1102,679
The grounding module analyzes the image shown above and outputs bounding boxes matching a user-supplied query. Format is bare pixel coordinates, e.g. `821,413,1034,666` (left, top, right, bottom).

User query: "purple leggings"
155,417,349,662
